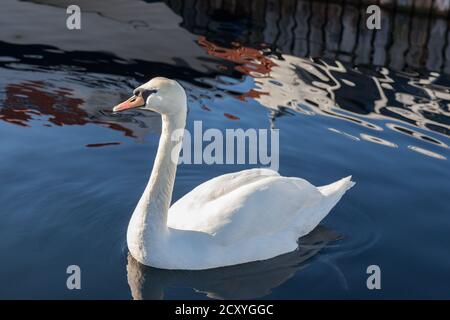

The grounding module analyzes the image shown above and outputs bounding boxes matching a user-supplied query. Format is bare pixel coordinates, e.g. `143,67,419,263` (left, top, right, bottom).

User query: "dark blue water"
0,0,449,299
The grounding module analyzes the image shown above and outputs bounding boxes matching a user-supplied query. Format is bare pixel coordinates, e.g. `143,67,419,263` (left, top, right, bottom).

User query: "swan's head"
113,77,187,115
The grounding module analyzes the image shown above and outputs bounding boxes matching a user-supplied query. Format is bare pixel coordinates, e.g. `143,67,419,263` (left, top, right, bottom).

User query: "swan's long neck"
128,111,186,259
142,113,185,228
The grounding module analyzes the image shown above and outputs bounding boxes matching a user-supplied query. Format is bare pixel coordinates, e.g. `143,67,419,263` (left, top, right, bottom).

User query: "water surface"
0,0,449,299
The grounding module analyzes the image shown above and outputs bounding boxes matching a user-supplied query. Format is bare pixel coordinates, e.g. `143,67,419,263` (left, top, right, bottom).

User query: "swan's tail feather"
291,176,355,240
311,176,355,227
317,176,355,197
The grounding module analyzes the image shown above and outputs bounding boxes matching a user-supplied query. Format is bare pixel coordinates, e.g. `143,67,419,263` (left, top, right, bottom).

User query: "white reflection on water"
187,39,450,160
408,145,447,160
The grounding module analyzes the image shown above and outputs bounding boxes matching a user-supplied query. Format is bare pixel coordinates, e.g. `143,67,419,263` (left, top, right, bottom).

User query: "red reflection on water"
0,81,135,138
198,37,272,104
236,89,269,101
198,36,276,77
224,112,239,120
3,81,86,126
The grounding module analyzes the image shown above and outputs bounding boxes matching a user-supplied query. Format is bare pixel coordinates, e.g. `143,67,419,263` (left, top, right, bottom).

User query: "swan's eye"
142,89,157,100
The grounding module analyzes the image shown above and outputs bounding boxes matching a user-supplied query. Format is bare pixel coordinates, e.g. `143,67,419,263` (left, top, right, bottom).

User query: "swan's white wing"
173,168,280,205
168,168,278,231
168,168,326,244
168,168,277,223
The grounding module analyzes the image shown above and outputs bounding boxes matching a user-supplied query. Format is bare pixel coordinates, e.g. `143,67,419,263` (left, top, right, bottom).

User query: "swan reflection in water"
126,226,341,300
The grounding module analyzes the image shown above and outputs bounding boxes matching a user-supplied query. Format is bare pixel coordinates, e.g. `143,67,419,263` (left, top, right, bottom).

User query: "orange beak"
113,95,145,112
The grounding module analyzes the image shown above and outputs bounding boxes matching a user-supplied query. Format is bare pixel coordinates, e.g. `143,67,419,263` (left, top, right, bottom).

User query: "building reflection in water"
0,0,448,159
188,36,449,160
166,0,450,74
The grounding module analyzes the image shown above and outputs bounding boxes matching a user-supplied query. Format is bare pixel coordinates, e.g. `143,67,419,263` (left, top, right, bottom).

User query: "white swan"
113,77,355,270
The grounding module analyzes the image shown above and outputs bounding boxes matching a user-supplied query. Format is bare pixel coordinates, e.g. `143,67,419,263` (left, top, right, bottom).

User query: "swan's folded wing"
168,168,279,230
178,168,279,204
168,169,324,245
169,168,278,213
